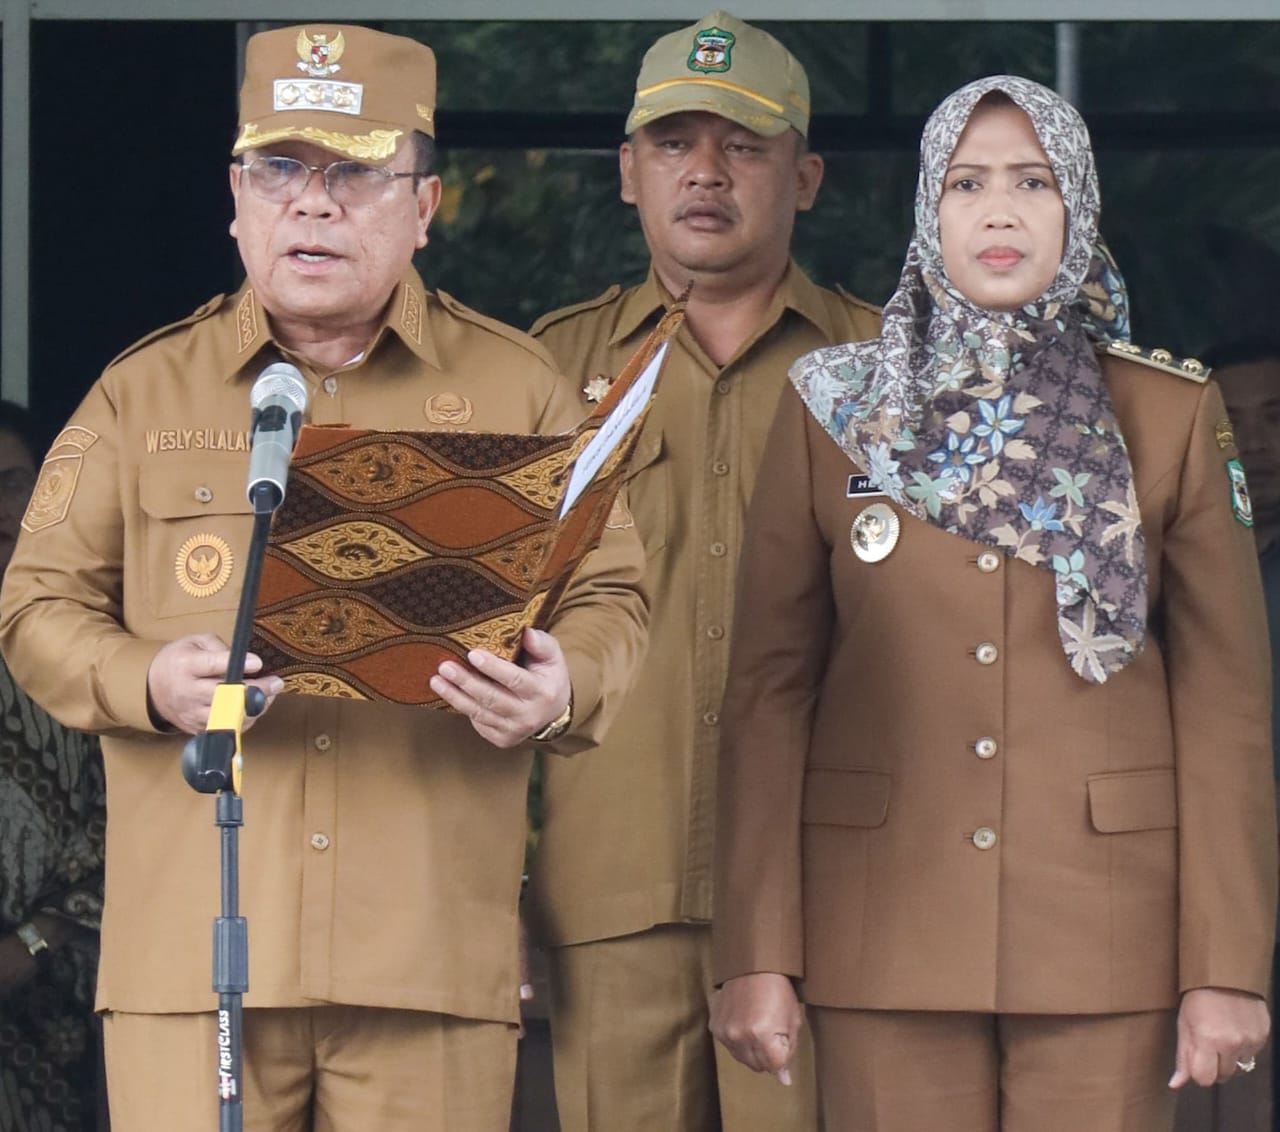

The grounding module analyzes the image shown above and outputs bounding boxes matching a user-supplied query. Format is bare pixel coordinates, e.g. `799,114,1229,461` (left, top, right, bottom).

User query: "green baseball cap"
626,10,810,139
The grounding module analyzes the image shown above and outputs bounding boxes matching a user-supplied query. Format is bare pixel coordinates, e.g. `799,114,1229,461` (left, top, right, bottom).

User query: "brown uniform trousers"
528,263,880,1131
713,360,1277,1130
0,273,649,1132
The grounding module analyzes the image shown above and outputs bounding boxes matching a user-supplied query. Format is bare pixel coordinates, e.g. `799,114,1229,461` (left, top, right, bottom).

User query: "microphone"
246,362,309,509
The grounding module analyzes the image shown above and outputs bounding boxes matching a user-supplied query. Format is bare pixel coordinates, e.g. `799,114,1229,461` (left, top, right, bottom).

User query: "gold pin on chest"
850,502,900,563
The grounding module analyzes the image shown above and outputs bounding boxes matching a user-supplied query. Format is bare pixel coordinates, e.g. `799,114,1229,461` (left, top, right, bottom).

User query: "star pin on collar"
583,374,613,404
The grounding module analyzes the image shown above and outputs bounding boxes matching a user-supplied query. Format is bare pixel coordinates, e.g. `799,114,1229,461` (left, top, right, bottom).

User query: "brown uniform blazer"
0,275,648,1023
712,354,1276,1015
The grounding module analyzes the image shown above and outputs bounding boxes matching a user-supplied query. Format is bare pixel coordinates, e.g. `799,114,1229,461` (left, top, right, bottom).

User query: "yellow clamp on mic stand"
206,683,249,795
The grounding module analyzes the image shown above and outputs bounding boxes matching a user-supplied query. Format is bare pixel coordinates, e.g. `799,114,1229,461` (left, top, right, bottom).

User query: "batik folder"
248,305,682,707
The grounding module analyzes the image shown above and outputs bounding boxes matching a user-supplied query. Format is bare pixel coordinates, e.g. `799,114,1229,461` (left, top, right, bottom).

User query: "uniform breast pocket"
802,767,891,828
624,425,669,559
140,460,255,622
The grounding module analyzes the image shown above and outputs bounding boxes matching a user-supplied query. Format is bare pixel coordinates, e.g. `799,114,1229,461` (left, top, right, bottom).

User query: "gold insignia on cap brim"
232,123,401,162
176,534,235,598
22,454,82,533
851,502,900,563
424,393,474,426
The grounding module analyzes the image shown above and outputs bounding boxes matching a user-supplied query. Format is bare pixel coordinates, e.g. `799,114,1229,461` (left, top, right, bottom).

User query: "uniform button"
712,460,729,476
974,736,998,759
323,376,339,396
702,711,720,727
313,734,332,752
974,642,999,665
715,379,731,395
309,832,331,851
706,625,725,640
972,827,998,851
976,551,1001,573
710,542,727,557
194,486,213,503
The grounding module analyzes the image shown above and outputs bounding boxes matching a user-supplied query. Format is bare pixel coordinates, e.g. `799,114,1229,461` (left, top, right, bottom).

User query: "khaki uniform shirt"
0,272,647,1024
528,263,880,946
713,359,1277,1014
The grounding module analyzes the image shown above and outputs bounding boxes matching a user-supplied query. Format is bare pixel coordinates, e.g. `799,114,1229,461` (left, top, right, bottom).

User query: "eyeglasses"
241,155,419,207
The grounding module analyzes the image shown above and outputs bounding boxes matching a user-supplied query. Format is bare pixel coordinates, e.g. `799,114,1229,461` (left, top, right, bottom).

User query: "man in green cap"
527,11,879,1130
0,23,646,1132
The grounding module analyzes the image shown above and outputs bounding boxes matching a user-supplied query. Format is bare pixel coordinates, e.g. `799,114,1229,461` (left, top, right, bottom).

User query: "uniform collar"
222,270,441,383
608,259,835,348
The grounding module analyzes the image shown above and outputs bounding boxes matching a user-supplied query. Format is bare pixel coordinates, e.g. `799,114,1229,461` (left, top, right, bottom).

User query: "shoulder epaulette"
435,289,555,367
105,294,228,370
834,284,884,317
1100,340,1209,383
529,284,625,338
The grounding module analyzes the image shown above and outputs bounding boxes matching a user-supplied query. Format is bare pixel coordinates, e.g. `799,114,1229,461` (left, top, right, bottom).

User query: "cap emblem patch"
688,27,735,74
297,29,345,77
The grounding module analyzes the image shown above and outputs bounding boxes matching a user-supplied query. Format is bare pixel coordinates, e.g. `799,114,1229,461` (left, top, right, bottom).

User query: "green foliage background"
386,19,1280,359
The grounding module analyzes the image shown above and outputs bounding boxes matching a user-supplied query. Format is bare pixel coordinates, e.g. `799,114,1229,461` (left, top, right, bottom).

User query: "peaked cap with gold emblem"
626,9,810,138
233,24,436,163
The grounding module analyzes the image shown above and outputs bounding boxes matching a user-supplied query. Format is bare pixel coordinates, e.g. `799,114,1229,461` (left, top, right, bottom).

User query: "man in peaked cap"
526,11,879,1130
0,23,646,1132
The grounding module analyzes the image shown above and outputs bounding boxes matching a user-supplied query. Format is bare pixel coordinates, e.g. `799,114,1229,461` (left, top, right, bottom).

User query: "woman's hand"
1169,987,1270,1087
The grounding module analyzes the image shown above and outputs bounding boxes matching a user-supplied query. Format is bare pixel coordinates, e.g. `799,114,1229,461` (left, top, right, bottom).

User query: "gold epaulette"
529,284,624,338
1100,340,1209,383
105,294,228,370
835,284,884,317
435,289,555,367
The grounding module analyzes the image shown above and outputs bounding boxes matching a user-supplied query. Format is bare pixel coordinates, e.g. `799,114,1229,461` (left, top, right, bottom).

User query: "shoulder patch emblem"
1227,458,1253,527
21,455,83,533
1102,341,1208,383
176,534,235,598
424,392,473,426
49,426,98,454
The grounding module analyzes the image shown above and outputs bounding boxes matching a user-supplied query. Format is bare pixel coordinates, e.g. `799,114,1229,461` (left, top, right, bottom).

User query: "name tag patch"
846,473,885,498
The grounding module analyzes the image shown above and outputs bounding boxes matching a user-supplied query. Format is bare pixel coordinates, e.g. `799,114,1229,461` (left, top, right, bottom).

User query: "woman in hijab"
708,76,1274,1131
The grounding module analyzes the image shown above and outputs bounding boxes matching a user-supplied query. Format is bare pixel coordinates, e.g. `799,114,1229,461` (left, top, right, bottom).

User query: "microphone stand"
181,481,280,1132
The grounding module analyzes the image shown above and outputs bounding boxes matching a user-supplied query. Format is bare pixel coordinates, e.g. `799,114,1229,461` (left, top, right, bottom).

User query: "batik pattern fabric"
791,75,1144,683
0,655,106,1132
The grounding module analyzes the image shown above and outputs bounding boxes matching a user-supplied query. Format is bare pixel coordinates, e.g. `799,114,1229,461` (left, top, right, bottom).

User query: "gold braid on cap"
233,123,402,161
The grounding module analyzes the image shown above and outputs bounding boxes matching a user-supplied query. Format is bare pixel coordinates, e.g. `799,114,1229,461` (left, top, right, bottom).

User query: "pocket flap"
802,767,890,828
140,460,254,520
1087,768,1177,833
626,425,663,479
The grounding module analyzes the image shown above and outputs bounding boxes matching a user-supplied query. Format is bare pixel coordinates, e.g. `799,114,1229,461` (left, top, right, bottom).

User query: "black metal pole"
182,483,279,1131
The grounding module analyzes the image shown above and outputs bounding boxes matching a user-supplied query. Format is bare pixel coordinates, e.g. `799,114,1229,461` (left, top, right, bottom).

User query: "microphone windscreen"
250,362,309,416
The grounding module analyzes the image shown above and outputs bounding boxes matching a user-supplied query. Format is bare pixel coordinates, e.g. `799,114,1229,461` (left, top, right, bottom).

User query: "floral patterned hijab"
791,75,1143,683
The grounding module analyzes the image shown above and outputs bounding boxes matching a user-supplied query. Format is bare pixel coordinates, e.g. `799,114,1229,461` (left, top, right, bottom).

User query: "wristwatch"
15,921,49,962
530,694,573,743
